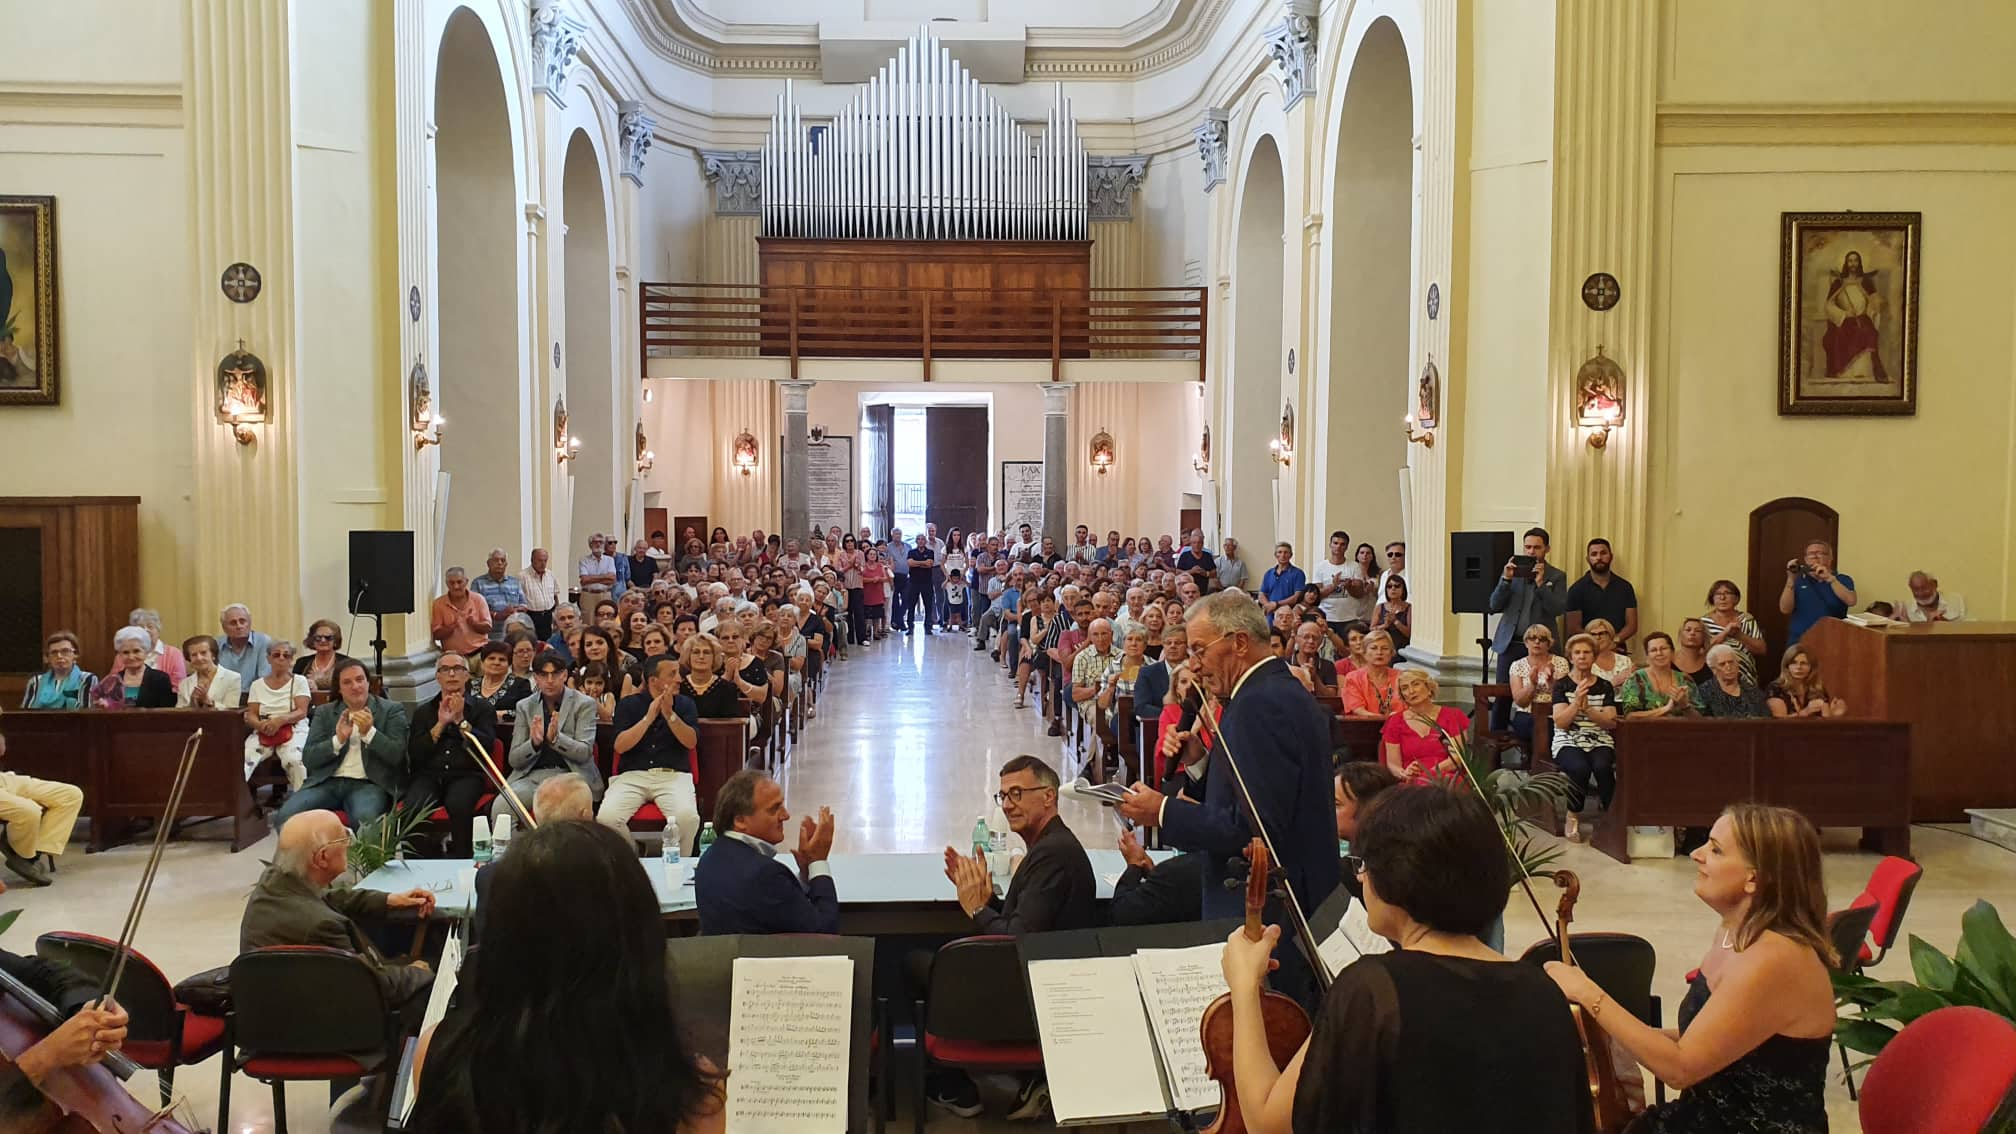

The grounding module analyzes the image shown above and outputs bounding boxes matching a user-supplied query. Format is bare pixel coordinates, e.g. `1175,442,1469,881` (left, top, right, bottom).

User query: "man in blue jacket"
693,769,838,935
1117,590,1338,1012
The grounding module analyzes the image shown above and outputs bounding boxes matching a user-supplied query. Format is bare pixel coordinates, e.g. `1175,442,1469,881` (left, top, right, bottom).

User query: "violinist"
1220,786,1593,1134
1545,804,1834,1133
0,999,130,1120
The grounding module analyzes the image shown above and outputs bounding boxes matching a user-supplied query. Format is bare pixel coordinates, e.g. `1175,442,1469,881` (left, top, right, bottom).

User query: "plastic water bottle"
491,813,512,860
986,805,1011,893
1338,837,1351,858
663,816,682,867
697,822,717,856
471,815,492,864
971,815,990,859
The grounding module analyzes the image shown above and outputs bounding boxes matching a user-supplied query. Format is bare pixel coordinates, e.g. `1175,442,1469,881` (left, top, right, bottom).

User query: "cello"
1196,838,1311,1134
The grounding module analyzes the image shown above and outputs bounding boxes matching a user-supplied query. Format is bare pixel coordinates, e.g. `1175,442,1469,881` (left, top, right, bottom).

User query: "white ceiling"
680,0,1165,30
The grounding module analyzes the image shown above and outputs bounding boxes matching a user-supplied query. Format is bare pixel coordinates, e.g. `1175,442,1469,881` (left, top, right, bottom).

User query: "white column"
1041,382,1075,550
780,380,816,537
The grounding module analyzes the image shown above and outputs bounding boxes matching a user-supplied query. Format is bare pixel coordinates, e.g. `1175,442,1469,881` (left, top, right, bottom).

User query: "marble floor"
6,626,2015,1131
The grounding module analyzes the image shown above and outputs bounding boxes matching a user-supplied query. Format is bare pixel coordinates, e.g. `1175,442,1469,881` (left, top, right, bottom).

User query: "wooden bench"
0,709,265,851
1593,718,1913,863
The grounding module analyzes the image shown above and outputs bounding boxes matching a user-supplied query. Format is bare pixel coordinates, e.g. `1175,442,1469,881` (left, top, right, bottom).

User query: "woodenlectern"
1802,618,2016,819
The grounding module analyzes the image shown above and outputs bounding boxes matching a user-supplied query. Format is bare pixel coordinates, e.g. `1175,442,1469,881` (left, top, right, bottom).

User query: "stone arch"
562,127,618,558
1226,134,1287,553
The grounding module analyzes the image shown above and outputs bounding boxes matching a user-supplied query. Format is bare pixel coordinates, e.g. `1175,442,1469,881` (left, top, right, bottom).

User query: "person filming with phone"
1777,540,1855,645
1487,527,1569,729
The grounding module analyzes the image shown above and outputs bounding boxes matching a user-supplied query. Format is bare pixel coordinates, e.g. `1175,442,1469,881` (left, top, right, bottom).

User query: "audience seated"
1766,645,1848,718
275,659,410,829
0,726,84,888
693,769,837,935
292,618,351,693
1901,570,1965,622
242,638,311,789
1507,624,1566,756
91,626,176,709
1381,670,1469,785
599,656,702,855
1550,632,1620,811
1288,621,1337,697
128,608,186,689
21,631,93,710
215,603,274,689
176,633,242,710
500,651,603,821
405,652,499,858
409,820,726,1131
1698,642,1770,719
241,810,434,1018
1702,579,1767,685
1341,629,1400,719
1109,825,1204,927
1618,631,1698,720
1585,618,1635,687
941,755,1095,935
1672,616,1711,685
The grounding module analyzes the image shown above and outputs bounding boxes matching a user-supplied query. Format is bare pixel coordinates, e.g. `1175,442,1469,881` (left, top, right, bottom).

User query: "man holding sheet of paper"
693,769,839,935
1116,590,1339,1010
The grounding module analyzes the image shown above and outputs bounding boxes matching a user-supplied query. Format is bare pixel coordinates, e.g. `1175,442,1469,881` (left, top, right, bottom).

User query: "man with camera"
1488,527,1569,729
1778,539,1856,644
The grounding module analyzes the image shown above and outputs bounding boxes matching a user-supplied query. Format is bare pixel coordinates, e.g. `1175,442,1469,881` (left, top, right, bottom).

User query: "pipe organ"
761,30,1088,242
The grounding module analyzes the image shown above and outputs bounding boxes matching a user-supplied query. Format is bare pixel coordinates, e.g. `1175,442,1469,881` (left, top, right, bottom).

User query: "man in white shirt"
1113,587,1149,637
1066,525,1098,565
646,529,673,562
576,533,618,602
1009,523,1039,560
778,539,812,576
520,547,562,639
1902,571,1966,622
1310,530,1372,624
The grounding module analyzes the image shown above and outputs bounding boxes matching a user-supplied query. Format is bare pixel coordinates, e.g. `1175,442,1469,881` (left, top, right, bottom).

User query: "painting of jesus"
1778,211,1920,416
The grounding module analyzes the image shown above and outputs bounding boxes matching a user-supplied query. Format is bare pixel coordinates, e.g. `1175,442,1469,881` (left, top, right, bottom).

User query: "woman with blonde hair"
1380,669,1470,784
1547,804,1834,1131
1549,632,1619,810
1507,624,1567,757
1340,629,1401,719
1671,617,1712,686
1766,644,1848,719
1585,618,1634,686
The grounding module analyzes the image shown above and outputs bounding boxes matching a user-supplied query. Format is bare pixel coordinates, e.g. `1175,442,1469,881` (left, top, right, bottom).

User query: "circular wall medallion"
1581,272,1621,312
221,263,262,304
553,342,562,368
408,286,422,322
1426,282,1440,320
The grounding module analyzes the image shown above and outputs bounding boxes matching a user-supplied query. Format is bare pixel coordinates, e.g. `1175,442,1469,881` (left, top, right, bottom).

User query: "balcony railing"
640,283,1206,381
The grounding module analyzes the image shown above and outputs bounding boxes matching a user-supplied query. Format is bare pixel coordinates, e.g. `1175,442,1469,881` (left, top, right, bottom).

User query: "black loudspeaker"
348,530,415,616
1450,531,1515,614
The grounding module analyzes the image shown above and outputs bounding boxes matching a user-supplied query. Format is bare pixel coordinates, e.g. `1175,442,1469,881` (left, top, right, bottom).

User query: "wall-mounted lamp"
409,357,443,449
555,435,582,464
414,414,446,451
1407,355,1439,447
642,385,654,404
214,341,268,447
552,397,581,463
1270,402,1296,467
732,428,760,477
1402,414,1436,448
635,423,654,475
1192,424,1211,477
1574,345,1626,451
1089,428,1116,476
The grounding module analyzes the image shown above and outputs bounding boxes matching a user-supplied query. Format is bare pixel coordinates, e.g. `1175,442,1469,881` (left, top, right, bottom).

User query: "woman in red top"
860,548,891,641
1381,668,1472,784
1341,629,1400,719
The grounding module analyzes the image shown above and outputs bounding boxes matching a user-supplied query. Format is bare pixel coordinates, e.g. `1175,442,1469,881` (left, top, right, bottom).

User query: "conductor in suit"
1488,526,1570,730
1117,590,1338,1010
693,769,838,936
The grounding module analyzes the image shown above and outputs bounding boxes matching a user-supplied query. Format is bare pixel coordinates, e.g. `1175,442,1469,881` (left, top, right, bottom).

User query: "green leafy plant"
1834,899,2016,1058
0,909,18,939
340,803,436,884
1451,730,1578,879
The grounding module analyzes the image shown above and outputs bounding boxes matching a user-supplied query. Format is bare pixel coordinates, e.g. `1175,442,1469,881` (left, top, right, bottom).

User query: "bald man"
471,774,596,944
241,810,434,1010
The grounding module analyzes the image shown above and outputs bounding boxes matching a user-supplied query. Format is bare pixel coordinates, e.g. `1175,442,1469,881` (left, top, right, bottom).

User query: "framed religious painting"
1777,211,1920,416
0,195,59,406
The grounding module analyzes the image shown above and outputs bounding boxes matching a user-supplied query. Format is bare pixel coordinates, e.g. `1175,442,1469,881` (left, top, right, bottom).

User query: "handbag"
174,965,233,1017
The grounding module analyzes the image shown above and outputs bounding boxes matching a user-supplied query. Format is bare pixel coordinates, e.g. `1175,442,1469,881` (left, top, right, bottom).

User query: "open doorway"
859,392,994,541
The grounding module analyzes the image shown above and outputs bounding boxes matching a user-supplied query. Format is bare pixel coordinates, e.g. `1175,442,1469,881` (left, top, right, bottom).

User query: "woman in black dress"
1547,804,1835,1133
1219,785,1594,1134
678,633,743,720
467,641,530,718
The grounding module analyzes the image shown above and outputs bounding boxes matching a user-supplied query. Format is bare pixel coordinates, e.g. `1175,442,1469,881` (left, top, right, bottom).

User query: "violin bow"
456,722,537,832
97,727,204,1006
1192,686,1353,983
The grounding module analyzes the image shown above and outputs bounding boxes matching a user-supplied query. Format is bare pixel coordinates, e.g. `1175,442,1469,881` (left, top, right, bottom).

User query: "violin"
1551,871,1635,1133
1197,838,1311,1134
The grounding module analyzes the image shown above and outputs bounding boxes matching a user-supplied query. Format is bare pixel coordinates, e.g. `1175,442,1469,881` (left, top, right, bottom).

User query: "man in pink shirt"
430,566,492,656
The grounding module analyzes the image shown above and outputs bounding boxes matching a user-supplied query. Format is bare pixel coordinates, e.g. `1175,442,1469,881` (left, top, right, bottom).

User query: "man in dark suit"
1109,827,1203,926
1117,590,1338,1011
241,809,435,1020
1488,526,1569,731
693,770,838,935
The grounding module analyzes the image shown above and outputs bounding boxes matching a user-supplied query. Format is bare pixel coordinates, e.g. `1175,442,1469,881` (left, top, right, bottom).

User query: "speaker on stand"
1450,531,1515,677
348,530,416,681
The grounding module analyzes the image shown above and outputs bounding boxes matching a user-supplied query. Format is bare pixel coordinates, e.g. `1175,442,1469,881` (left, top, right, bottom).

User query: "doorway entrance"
859,392,994,541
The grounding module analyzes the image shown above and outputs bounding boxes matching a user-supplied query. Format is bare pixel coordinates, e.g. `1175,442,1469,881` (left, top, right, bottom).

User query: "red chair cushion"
242,1054,374,1080
923,1034,1044,1070
630,803,666,829
1861,857,1923,951
1859,1006,2016,1134
124,1011,226,1068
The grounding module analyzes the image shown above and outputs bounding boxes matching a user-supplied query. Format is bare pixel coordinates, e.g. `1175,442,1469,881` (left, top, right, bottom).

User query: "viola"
1551,871,1635,1133
1196,838,1311,1134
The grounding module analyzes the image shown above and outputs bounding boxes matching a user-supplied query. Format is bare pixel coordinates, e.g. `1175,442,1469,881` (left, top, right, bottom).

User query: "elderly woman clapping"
92,626,177,709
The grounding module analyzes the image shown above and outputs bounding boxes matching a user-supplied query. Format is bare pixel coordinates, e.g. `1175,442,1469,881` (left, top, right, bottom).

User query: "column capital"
1040,382,1075,415
699,150,763,216
1195,109,1230,193
1087,155,1149,222
1264,0,1320,113
779,379,816,415
618,100,656,186
529,0,586,107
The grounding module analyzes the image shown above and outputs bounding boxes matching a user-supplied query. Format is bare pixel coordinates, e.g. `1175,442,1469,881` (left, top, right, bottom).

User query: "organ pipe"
761,29,1089,242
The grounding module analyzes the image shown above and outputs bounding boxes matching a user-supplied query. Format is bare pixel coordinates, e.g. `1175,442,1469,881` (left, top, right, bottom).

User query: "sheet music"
1027,956,1169,1125
726,955,852,1134
1131,944,1228,1113
398,928,463,1122
1318,898,1392,981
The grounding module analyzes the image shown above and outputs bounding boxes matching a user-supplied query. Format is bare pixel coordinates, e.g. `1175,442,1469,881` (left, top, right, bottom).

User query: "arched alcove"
1227,136,1286,552
1324,17,1414,552
562,128,617,555
435,7,523,573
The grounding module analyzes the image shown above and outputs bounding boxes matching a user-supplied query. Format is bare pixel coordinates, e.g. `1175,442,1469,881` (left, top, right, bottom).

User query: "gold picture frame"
1778,211,1920,416
0,195,59,406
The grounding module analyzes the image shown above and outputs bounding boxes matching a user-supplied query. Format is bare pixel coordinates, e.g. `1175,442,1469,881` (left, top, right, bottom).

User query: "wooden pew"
1593,718,1912,864
0,709,265,851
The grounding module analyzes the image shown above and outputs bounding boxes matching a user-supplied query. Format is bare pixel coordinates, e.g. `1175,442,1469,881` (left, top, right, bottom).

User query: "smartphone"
1512,554,1538,573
